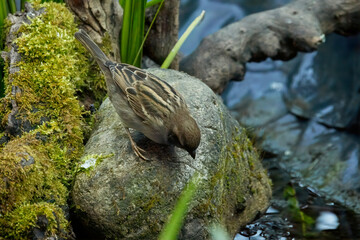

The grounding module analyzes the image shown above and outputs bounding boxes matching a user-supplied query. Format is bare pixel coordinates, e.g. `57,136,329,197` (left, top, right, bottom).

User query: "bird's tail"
75,29,109,64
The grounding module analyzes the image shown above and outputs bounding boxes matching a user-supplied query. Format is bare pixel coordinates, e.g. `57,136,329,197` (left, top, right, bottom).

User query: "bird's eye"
168,132,180,147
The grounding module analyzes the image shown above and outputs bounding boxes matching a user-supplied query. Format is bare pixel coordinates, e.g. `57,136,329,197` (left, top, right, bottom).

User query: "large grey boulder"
72,69,271,239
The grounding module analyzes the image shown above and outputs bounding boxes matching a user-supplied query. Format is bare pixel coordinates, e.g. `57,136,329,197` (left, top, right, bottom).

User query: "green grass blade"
146,0,162,8
161,10,205,69
1,0,9,18
120,0,146,67
133,0,164,66
119,0,125,9
21,0,26,10
158,172,201,240
120,0,131,63
0,3,5,28
8,0,17,14
130,0,145,66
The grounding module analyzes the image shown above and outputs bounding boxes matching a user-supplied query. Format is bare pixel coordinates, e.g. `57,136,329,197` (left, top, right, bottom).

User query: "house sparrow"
75,30,201,160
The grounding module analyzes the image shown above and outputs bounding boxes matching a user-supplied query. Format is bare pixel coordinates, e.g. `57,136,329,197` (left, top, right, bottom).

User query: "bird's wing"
134,82,173,120
107,63,143,94
142,71,185,109
125,81,173,125
125,87,147,120
108,63,186,123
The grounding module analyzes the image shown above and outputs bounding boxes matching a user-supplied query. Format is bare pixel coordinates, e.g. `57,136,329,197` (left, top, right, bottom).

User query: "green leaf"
146,0,163,8
133,0,164,66
161,10,205,69
119,0,125,9
120,0,146,67
21,0,27,10
158,172,201,240
0,0,9,22
8,0,17,14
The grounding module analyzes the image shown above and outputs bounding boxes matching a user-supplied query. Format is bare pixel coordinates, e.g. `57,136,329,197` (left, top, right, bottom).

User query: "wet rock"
19,152,35,167
33,215,48,240
285,34,360,131
282,130,360,212
237,214,291,239
226,34,360,213
235,97,360,213
72,69,272,239
230,89,287,128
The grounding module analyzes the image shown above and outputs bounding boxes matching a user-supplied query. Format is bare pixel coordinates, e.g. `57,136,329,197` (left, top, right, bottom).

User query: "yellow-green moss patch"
0,202,68,240
0,136,67,213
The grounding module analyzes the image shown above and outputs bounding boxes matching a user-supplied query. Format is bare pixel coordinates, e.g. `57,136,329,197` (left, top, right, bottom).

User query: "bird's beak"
189,150,196,159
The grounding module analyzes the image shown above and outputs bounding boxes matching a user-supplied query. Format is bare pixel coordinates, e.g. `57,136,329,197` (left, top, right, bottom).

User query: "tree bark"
1,3,45,138
180,0,360,93
144,0,180,70
65,0,123,61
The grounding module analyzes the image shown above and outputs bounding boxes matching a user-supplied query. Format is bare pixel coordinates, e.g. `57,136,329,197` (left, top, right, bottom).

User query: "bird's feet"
132,142,149,161
125,128,150,161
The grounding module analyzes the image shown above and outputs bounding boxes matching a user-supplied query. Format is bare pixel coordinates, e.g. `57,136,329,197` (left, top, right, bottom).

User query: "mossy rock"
72,69,272,239
0,2,104,238
0,202,69,240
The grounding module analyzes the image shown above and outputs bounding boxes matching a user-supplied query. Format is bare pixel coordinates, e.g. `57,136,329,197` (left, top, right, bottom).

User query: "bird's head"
169,114,201,159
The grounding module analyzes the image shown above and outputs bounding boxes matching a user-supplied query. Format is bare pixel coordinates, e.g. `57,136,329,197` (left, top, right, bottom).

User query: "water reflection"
316,211,339,231
286,34,360,130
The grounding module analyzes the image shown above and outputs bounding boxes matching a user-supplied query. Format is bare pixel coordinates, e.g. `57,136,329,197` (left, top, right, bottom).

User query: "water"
236,160,360,239
179,1,360,239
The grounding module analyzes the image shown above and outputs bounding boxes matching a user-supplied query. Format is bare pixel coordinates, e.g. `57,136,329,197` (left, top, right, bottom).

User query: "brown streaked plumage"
75,29,201,160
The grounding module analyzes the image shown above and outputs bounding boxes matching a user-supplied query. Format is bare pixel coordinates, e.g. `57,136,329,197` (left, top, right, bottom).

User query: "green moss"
8,4,85,176
0,202,68,240
0,19,11,99
143,195,161,212
0,136,68,213
198,126,269,230
101,32,113,58
27,1,107,102
0,2,106,238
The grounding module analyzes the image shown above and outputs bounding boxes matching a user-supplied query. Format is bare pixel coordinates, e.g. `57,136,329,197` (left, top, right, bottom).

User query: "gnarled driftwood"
180,0,360,93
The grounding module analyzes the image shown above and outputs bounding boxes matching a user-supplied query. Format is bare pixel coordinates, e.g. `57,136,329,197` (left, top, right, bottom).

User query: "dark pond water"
180,0,360,239
235,159,360,240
